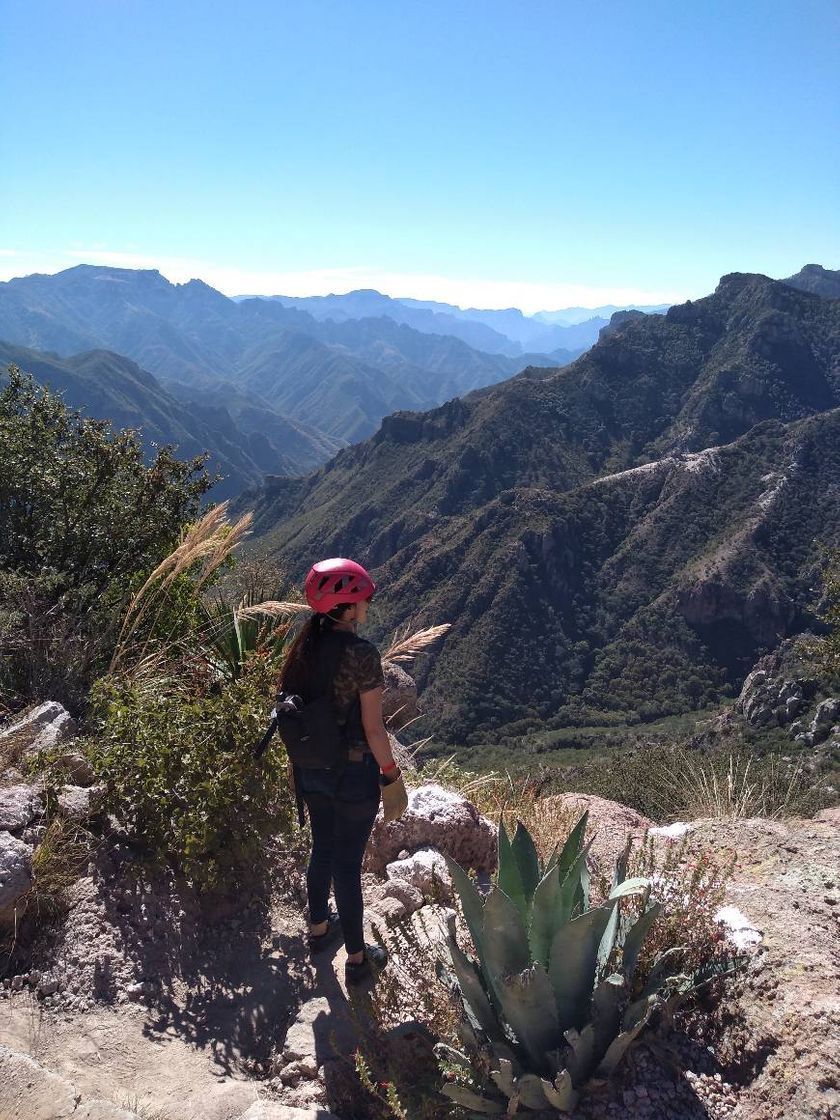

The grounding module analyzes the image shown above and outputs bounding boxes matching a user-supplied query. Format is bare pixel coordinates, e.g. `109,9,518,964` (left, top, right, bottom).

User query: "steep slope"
0,267,559,444
0,342,334,499
782,262,840,298
243,273,840,741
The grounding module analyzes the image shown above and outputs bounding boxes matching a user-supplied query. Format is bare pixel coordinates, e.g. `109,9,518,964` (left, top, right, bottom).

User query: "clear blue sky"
2,0,838,310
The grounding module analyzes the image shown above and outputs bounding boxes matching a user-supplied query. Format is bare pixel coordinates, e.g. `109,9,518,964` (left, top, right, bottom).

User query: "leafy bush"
0,365,210,710
89,655,294,890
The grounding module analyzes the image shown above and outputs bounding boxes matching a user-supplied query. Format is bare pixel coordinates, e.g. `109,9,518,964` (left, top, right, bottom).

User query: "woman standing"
278,558,407,985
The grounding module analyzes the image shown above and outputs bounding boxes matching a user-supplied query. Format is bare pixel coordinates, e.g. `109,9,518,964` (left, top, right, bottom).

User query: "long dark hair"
278,608,349,695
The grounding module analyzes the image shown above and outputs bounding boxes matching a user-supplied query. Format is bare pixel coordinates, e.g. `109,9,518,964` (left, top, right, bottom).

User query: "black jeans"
297,755,380,955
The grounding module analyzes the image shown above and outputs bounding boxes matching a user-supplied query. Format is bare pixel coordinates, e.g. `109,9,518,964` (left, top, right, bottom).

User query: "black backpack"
252,632,352,768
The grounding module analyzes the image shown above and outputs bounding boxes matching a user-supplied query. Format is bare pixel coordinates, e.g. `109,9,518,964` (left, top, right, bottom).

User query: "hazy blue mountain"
0,266,570,444
532,303,670,325
0,341,336,498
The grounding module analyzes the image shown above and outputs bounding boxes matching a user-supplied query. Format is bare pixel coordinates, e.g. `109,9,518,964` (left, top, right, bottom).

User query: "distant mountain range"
0,341,340,499
0,266,586,453
237,289,670,355
241,267,840,743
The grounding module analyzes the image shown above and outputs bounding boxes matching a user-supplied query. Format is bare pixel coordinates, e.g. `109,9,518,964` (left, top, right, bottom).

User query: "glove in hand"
380,768,408,822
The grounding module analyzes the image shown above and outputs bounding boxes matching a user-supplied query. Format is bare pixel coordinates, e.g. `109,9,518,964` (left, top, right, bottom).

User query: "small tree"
0,365,211,709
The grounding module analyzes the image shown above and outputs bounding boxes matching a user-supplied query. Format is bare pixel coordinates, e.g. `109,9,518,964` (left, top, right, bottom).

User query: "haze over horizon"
2,1,838,314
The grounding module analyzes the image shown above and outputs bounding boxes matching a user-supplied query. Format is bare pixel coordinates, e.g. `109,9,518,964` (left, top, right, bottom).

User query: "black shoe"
307,910,342,954
345,944,388,987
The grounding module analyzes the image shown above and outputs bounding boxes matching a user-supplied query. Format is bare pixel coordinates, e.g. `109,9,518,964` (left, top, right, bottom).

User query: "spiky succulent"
440,812,686,1114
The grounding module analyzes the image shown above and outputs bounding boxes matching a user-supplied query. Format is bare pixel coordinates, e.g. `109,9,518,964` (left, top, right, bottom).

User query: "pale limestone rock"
0,1044,80,1119
58,783,106,821
0,831,32,917
386,846,452,900
0,701,77,756
239,1104,340,1120
381,878,424,913
0,783,43,832
366,782,496,875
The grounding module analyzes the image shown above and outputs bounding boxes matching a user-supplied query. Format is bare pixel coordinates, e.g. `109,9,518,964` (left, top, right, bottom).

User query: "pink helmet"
304,557,376,615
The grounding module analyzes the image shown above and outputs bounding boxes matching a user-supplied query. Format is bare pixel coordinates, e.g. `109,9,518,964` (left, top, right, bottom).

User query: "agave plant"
440,813,687,1114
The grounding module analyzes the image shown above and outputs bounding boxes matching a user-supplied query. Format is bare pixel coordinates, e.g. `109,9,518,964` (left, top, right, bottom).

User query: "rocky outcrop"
365,782,496,875
0,701,77,758
0,832,32,919
0,784,44,831
381,661,419,730
678,815,840,1120
538,792,654,868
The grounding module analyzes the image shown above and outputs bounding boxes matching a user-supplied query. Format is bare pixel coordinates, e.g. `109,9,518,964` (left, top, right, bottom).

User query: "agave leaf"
434,1043,472,1069
511,822,541,906
596,900,620,976
494,962,559,1071
529,863,561,968
446,932,503,1040
482,888,531,984
622,900,662,982
555,812,589,888
445,856,486,958
622,991,658,1032
608,876,651,900
540,1069,579,1112
591,973,625,1064
595,998,656,1077
556,837,595,929
612,834,632,891
441,1083,505,1113
563,1024,596,1086
497,819,530,924
548,904,612,1034
639,946,686,1000
490,1057,516,1099
517,1073,551,1110
544,841,560,876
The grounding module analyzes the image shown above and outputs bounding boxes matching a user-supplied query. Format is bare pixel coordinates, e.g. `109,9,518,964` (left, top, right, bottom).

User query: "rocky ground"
1,702,839,1119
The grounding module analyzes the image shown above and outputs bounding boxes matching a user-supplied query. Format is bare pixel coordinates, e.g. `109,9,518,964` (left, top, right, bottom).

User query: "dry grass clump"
382,623,451,665
110,501,252,673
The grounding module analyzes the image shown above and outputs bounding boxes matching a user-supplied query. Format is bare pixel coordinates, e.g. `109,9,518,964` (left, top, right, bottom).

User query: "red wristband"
381,762,398,774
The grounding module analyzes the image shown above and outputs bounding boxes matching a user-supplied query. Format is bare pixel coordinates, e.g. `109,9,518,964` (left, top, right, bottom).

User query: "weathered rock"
365,782,496,875
814,804,840,825
281,996,332,1063
539,792,654,869
58,783,106,821
54,750,96,786
0,701,77,756
385,846,452,900
682,816,840,1120
381,878,424,914
0,831,32,917
809,696,840,744
0,783,43,832
381,661,420,730
370,896,407,923
239,1103,340,1120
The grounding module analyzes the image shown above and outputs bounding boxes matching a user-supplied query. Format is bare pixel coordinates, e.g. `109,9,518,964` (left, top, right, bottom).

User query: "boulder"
381,878,424,914
0,1045,140,1119
54,750,96,786
381,661,420,730
365,782,496,875
538,792,654,869
0,831,32,918
0,701,77,757
385,846,452,900
57,783,106,821
809,697,840,743
239,1104,341,1120
0,783,43,832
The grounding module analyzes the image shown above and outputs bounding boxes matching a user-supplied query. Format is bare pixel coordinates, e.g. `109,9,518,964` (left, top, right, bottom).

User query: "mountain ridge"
241,271,840,741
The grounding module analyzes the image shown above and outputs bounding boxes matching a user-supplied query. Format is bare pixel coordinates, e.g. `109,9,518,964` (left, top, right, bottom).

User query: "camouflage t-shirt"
325,634,384,745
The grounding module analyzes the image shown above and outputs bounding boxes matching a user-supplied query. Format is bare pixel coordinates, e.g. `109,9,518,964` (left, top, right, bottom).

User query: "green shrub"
0,366,210,710
88,655,294,890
